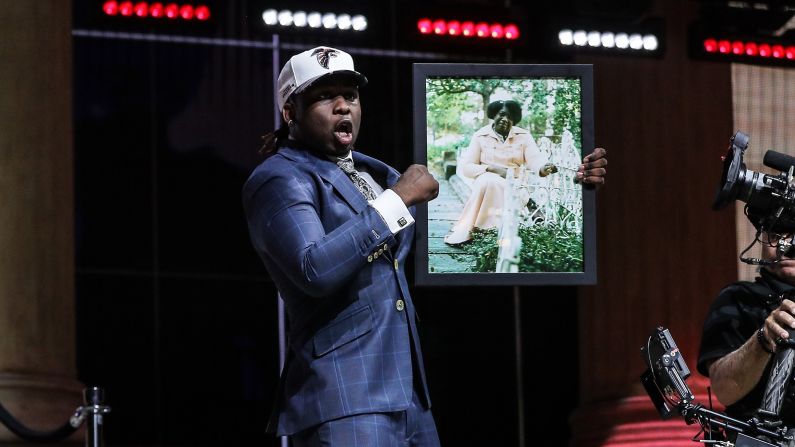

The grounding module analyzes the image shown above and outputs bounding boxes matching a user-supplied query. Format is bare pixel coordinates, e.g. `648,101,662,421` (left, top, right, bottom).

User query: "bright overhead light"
559,29,574,45
642,34,658,50
601,32,615,48
322,13,337,29
573,30,588,46
351,15,367,31
292,11,307,27
629,33,643,49
277,10,292,26
261,9,366,32
337,14,352,30
307,12,322,28
615,33,629,49
557,27,661,54
587,31,601,47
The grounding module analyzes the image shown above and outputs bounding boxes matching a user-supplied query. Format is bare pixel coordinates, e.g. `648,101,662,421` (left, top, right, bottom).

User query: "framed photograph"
412,63,596,286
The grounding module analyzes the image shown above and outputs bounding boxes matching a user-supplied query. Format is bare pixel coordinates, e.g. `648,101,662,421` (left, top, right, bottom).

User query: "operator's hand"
539,163,558,177
391,164,439,207
577,147,607,186
763,298,795,352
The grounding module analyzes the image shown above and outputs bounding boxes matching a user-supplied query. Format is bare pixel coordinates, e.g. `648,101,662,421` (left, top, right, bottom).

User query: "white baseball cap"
276,46,368,111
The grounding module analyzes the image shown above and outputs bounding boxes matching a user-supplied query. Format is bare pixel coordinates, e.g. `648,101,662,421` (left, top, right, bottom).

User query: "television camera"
713,131,795,263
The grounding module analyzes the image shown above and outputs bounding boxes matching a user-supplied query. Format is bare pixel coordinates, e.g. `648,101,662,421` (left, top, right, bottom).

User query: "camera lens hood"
713,131,750,210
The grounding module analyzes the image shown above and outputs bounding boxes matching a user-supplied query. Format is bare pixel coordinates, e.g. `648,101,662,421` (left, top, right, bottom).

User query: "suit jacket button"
377,248,384,256
396,299,405,311
367,255,373,262
394,259,399,270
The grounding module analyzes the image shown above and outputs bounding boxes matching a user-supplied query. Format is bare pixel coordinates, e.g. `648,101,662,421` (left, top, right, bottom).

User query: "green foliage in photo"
427,137,470,167
425,77,582,154
462,223,583,273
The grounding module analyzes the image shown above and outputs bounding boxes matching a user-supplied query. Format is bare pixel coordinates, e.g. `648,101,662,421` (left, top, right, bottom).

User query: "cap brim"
293,70,368,96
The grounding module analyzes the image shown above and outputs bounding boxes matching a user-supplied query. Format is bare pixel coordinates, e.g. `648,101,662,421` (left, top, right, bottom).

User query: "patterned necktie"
337,158,377,201
762,347,795,415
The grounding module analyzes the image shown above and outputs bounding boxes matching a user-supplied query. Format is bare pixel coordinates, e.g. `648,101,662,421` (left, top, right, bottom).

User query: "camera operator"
698,233,795,428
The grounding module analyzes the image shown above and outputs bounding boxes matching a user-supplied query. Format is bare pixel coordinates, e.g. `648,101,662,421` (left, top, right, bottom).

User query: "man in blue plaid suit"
243,47,442,446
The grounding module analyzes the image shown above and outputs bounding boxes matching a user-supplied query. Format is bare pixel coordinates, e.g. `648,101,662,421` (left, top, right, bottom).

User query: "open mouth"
334,120,354,146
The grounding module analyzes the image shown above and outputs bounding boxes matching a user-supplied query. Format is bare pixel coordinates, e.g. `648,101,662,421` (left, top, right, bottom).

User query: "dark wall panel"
74,33,281,445
73,1,736,445
74,40,155,271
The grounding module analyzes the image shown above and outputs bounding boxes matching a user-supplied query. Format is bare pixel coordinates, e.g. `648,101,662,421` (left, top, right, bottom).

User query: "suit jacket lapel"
279,147,368,213
321,164,369,213
353,151,401,188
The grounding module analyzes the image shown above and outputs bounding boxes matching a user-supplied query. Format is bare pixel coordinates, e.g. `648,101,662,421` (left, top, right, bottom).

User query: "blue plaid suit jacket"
243,146,431,436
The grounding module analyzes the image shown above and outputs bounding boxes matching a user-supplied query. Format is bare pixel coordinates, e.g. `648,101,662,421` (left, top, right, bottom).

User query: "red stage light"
417,18,432,34
490,24,504,39
772,44,784,58
417,18,517,40
745,42,758,56
432,19,446,35
119,1,134,16
475,22,489,38
149,2,163,17
461,21,475,37
703,38,717,52
165,3,179,19
731,41,744,55
179,4,194,20
103,0,119,15
102,1,209,22
718,40,731,53
759,43,772,57
787,46,795,59
194,5,210,21
447,20,461,36
504,24,519,40
134,2,148,17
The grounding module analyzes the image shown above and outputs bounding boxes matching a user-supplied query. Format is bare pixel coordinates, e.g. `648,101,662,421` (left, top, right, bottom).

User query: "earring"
287,119,295,127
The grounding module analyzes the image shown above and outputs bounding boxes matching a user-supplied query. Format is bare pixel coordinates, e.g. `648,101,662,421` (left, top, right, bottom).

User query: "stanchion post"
82,387,111,447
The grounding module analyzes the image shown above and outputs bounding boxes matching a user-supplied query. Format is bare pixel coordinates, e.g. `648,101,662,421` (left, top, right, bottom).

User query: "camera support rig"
641,327,792,447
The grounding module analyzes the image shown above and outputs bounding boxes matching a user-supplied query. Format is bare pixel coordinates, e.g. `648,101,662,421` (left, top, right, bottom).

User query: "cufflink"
397,217,407,227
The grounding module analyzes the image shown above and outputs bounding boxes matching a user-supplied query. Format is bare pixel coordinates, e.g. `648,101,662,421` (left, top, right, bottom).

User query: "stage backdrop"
732,64,795,281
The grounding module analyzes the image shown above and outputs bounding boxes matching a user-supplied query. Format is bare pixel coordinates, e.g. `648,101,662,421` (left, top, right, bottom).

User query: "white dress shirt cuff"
370,189,414,234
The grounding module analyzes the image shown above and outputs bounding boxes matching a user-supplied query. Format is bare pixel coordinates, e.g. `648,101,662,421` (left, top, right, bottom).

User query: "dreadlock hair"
259,96,297,158
259,121,290,158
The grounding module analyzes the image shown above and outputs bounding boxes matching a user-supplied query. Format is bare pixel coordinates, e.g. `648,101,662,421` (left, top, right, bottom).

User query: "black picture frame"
412,63,596,286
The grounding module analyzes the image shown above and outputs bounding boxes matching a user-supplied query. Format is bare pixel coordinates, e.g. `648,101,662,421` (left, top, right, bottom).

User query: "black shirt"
698,269,795,425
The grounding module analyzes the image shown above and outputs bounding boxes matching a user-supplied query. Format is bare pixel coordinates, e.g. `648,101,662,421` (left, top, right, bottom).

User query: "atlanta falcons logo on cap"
311,48,338,69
